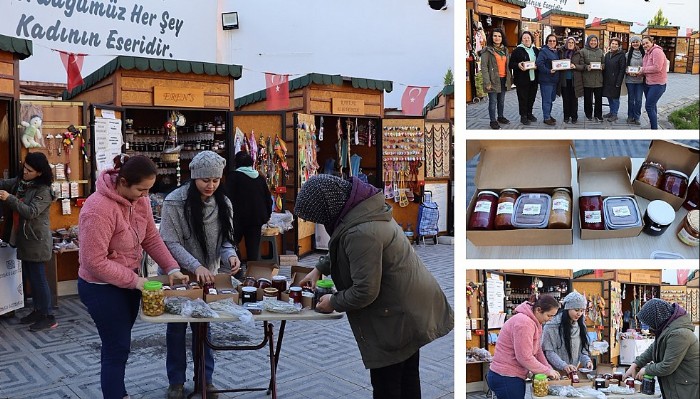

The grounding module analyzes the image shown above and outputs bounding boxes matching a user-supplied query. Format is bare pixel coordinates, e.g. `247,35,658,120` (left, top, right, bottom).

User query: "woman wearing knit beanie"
623,298,699,399
295,174,453,398
541,291,593,374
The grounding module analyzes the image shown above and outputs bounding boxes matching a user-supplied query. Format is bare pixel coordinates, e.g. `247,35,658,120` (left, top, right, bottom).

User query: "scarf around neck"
518,43,536,81
235,166,259,179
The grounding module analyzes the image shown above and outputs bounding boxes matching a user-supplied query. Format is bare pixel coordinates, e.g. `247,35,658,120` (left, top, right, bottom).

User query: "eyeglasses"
548,39,558,42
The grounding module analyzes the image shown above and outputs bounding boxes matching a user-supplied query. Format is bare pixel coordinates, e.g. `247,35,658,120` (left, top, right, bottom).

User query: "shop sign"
153,87,204,108
332,98,365,115
631,272,651,284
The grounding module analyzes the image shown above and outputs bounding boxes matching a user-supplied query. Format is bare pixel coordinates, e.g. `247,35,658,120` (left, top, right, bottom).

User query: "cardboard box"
290,265,314,286
280,291,313,309
577,157,644,240
632,140,700,210
204,274,240,303
233,262,281,301
278,255,298,266
149,276,203,300
467,140,574,246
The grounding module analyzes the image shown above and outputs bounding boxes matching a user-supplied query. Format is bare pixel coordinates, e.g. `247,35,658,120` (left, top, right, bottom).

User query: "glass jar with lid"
580,192,605,230
532,374,549,397
468,191,499,230
548,188,572,229
643,200,676,236
682,174,699,210
314,279,335,313
641,375,655,395
662,170,689,197
677,210,699,247
142,281,165,317
636,161,665,188
494,189,519,230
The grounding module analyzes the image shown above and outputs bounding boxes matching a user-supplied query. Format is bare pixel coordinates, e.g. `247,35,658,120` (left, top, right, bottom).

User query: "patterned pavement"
467,73,699,130
0,244,454,399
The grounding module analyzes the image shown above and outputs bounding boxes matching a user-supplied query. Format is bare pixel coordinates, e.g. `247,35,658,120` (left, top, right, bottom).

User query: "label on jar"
552,199,570,211
678,226,700,246
612,206,631,217
474,200,493,213
584,211,602,223
496,202,514,215
522,204,542,215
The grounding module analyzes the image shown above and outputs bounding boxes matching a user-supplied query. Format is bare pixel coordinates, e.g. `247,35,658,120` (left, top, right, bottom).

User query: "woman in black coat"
509,31,540,125
602,38,627,122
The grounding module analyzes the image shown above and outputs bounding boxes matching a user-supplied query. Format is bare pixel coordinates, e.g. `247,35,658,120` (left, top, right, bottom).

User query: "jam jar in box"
636,161,665,188
643,200,676,236
580,192,605,230
677,210,699,247
682,174,699,210
548,188,572,229
512,193,551,229
603,196,642,230
494,189,519,230
661,170,689,198
468,191,498,230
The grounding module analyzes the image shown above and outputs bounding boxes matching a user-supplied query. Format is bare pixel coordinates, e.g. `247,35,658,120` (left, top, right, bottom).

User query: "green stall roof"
423,85,454,116
542,10,589,19
0,34,33,60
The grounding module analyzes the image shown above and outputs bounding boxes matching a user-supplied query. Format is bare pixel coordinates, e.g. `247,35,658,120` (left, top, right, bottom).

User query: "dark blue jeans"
78,278,141,399
488,77,507,122
644,83,667,129
167,322,214,385
23,261,53,315
540,83,557,120
626,82,643,121
487,370,526,399
608,97,620,116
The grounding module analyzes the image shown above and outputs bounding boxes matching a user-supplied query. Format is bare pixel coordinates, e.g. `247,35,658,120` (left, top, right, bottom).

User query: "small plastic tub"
603,196,642,230
512,193,552,229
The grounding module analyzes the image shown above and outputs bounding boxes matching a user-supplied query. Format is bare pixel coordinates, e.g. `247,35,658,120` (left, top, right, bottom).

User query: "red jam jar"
288,286,303,305
636,161,665,188
682,174,699,210
661,170,689,198
469,191,499,230
494,189,520,230
580,192,605,230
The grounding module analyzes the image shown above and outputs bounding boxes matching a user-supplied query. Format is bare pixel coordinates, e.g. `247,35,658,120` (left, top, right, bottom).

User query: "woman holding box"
579,34,605,122
509,31,540,125
78,154,189,399
625,36,645,125
602,38,627,122
481,27,512,129
535,34,562,126
159,151,240,399
557,36,584,124
639,36,668,130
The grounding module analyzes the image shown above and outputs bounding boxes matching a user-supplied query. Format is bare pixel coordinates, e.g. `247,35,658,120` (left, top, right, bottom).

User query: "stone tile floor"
0,244,454,399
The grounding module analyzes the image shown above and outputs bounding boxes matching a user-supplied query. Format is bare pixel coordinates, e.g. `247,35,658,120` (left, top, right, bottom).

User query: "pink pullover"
489,302,554,379
78,169,179,289
642,44,668,85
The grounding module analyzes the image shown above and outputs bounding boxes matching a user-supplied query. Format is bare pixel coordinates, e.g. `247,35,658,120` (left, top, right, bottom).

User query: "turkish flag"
687,28,693,37
591,17,601,27
401,86,429,116
677,269,690,285
58,51,85,92
535,7,542,21
594,269,604,278
265,73,289,110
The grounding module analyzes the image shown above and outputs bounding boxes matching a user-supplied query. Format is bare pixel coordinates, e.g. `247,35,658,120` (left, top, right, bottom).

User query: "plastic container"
142,281,165,316
682,174,699,210
643,200,676,236
603,196,642,230
512,193,552,229
650,250,685,259
548,188,572,229
314,279,335,313
636,161,665,188
580,192,605,230
494,189,519,230
677,210,699,247
661,170,689,198
468,191,499,230
241,286,258,304
642,375,655,395
532,374,548,397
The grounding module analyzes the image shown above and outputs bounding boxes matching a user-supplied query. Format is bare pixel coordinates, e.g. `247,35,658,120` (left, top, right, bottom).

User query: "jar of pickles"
142,281,165,316
532,374,548,397
580,192,605,230
682,174,699,210
636,161,665,188
494,189,519,230
662,170,689,198
549,188,572,229
468,191,499,230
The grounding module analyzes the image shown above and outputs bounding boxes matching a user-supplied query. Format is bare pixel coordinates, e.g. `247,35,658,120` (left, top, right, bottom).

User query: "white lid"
580,191,603,197
272,275,287,281
665,170,689,180
242,286,257,292
646,200,676,225
477,190,499,198
289,286,302,292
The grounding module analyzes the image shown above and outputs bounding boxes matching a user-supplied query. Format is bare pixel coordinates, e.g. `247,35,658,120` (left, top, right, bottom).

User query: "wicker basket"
161,138,180,163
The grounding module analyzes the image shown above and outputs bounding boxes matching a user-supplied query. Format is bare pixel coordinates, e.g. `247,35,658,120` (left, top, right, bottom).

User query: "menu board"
94,117,123,172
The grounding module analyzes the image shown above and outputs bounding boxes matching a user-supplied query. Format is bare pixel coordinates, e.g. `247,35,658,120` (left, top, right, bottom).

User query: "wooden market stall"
235,73,396,255
520,18,543,48
540,10,589,48
688,275,700,325
466,269,488,393
585,19,633,51
641,25,680,71
689,32,700,74
673,32,700,74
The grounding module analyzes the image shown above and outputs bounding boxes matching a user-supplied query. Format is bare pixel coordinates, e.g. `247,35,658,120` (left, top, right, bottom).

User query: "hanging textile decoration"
265,73,289,110
57,50,86,92
248,131,258,167
400,85,429,116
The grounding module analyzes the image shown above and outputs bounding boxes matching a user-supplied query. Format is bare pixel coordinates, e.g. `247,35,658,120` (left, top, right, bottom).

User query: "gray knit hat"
563,291,587,310
637,298,674,331
190,151,226,179
294,175,352,232
630,35,642,43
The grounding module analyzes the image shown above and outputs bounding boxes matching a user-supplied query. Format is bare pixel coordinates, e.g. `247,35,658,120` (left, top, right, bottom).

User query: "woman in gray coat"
296,175,453,399
541,291,593,373
481,27,513,129
578,34,605,121
0,152,56,331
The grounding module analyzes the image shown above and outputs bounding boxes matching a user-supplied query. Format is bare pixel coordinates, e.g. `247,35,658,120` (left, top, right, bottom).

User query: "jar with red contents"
661,170,689,198
682,174,699,210
469,191,499,230
494,189,519,230
636,161,665,188
580,192,605,230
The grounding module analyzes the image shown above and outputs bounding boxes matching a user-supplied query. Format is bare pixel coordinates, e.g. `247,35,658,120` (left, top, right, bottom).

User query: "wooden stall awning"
541,9,589,20
0,34,33,60
423,84,454,119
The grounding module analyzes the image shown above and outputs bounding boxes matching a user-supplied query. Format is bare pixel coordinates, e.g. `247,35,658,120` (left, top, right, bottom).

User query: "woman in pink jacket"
639,36,668,129
78,155,188,399
487,295,561,398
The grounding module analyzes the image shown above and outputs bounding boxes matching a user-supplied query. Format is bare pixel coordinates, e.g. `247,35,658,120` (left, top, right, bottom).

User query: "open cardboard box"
632,140,699,210
467,140,574,246
236,261,280,301
149,276,203,300
577,157,644,240
204,274,240,303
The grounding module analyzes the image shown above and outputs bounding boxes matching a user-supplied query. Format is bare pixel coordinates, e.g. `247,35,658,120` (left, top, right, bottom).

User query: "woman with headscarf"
487,295,561,399
623,298,699,399
625,36,645,125
481,27,512,129
602,38,627,122
639,36,669,129
557,37,584,124
579,34,605,122
541,291,593,374
535,34,561,126
294,175,453,399
509,31,539,125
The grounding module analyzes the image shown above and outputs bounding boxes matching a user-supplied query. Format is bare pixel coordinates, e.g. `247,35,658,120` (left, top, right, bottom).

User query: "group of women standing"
481,29,668,129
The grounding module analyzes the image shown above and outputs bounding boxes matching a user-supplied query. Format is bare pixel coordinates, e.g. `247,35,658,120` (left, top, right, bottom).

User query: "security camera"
428,0,447,11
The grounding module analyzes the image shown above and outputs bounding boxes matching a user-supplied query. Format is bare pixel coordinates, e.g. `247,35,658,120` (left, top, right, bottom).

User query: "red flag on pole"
57,50,85,92
401,86,429,116
591,17,601,27
535,7,542,21
594,269,604,278
265,73,289,110
687,28,693,37
677,269,690,285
